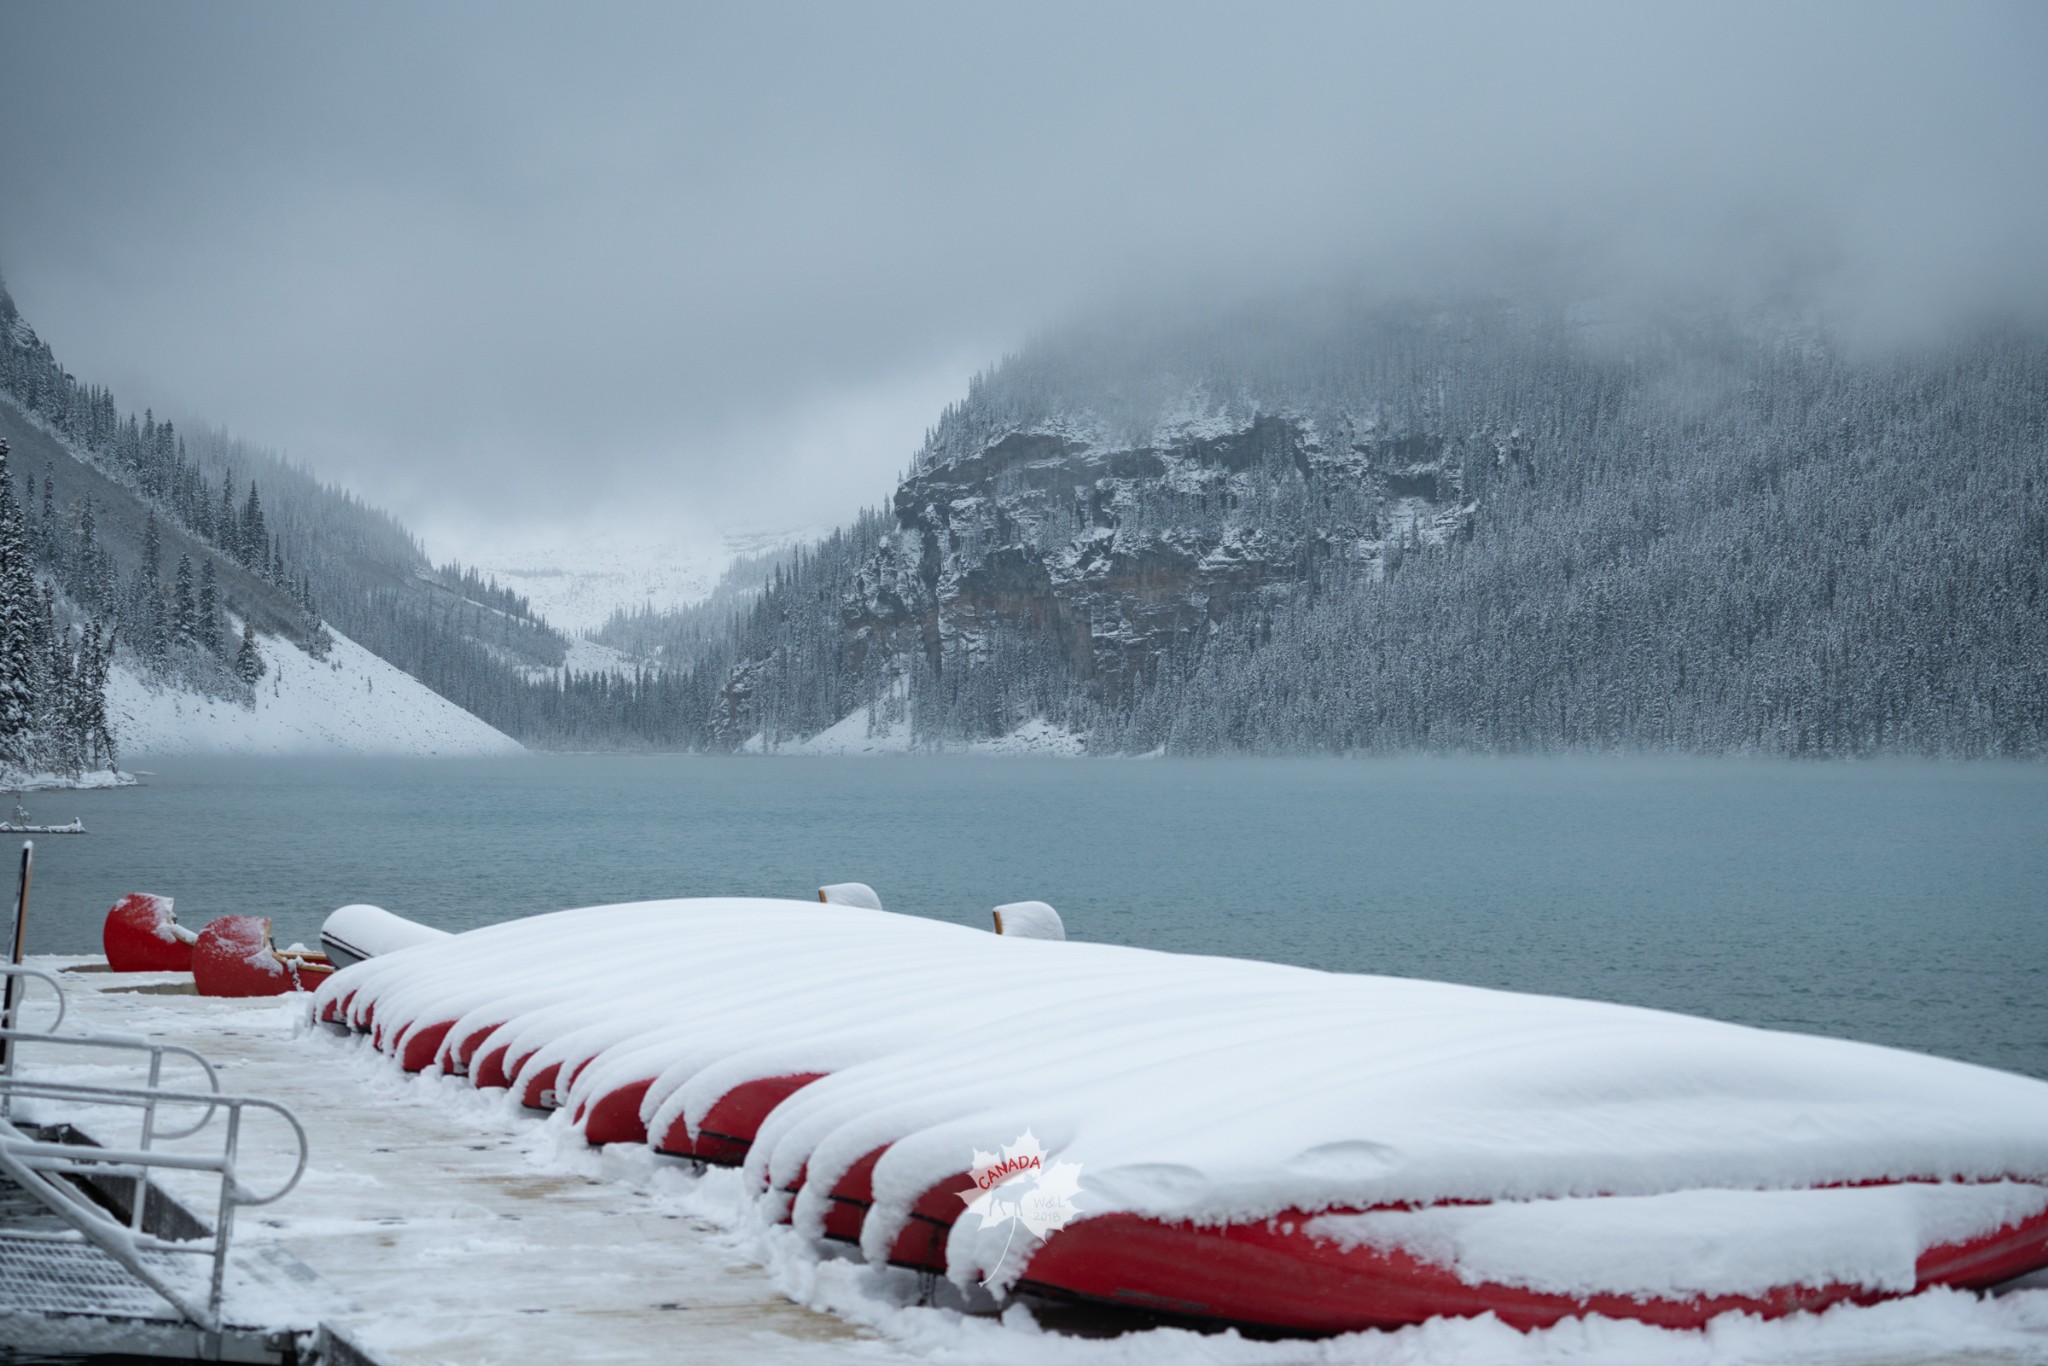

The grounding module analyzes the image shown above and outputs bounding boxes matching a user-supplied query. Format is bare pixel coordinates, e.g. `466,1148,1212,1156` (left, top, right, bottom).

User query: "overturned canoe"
102,892,197,972
321,903,452,968
313,899,2048,1334
193,915,333,996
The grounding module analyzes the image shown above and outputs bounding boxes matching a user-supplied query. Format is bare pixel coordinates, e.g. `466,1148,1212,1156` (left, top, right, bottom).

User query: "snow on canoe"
320,902,452,968
102,892,198,972
311,898,2048,1333
193,914,334,996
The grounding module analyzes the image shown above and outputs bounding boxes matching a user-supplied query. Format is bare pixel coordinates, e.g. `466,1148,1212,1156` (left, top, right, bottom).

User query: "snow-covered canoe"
313,899,2048,1333
103,892,198,972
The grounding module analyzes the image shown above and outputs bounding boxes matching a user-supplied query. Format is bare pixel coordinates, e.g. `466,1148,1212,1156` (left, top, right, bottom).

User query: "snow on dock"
10,959,887,1365
11,955,2048,1366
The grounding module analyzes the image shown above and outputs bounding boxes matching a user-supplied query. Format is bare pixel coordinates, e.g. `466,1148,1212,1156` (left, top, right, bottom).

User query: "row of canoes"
309,897,2048,1336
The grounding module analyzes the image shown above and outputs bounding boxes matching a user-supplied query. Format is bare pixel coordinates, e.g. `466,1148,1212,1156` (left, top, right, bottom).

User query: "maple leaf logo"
955,1129,1084,1282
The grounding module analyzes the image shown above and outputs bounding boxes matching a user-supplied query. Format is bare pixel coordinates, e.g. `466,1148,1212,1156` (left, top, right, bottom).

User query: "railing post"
210,1103,242,1326
133,1048,163,1233
0,841,31,1113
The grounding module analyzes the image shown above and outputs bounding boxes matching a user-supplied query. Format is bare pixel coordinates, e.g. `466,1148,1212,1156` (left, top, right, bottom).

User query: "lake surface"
10,754,2046,1080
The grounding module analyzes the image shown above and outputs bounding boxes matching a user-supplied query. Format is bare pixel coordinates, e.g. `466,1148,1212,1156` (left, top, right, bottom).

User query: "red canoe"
192,915,335,997
102,893,197,972
310,900,2048,1337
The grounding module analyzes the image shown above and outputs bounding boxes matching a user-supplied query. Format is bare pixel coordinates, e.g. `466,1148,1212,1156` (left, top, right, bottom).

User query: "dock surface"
7,958,905,1365
10,957,2048,1366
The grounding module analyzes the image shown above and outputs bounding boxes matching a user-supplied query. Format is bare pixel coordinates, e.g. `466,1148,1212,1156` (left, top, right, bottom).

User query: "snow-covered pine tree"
67,619,115,768
173,553,196,641
75,494,95,581
0,438,39,770
197,557,220,655
137,509,167,660
240,483,265,568
35,466,54,559
217,471,236,554
235,620,265,683
41,618,74,771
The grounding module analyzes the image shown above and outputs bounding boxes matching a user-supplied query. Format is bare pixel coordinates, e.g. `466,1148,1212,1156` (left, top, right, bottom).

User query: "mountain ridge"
704,299,2048,757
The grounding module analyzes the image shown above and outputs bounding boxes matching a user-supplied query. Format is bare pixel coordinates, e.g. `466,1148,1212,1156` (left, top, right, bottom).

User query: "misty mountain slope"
1,275,581,750
107,617,522,756
711,300,2048,757
466,527,813,635
0,399,317,645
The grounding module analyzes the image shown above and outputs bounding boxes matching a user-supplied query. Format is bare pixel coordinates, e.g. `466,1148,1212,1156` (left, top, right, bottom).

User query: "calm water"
11,754,2047,1079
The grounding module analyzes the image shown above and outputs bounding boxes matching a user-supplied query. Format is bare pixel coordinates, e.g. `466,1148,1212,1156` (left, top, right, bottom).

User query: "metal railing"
0,963,309,1334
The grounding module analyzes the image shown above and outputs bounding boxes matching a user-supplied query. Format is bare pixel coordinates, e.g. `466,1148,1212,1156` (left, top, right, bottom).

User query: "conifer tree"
0,439,38,769
173,553,196,640
197,557,220,655
241,483,266,567
235,620,265,683
217,471,236,553
36,466,54,559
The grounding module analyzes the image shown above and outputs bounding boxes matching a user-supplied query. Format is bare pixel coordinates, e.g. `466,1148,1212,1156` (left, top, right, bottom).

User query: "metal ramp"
0,963,312,1362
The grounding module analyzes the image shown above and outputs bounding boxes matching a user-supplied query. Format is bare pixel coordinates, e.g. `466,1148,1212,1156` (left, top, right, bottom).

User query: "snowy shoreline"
104,621,522,758
1,766,137,792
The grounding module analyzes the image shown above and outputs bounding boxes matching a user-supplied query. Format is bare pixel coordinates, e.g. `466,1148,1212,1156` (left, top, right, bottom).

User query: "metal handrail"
0,964,311,1336
0,1021,223,1136
0,963,66,1034
0,1078,307,1205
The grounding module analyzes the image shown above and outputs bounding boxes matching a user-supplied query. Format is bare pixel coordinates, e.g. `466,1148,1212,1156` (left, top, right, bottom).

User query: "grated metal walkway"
0,1231,207,1320
0,1186,295,1362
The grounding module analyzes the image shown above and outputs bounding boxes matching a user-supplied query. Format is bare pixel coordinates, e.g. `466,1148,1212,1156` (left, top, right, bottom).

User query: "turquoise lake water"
11,754,2046,1079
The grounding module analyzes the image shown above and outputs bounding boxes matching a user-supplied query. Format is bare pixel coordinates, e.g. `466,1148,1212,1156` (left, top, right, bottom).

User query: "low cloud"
3,2,2042,544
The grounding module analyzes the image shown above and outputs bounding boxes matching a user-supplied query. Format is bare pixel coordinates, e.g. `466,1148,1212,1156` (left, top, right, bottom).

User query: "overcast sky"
3,2,2044,560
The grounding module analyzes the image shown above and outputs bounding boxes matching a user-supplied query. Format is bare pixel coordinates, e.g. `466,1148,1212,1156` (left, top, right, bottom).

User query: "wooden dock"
5,958,905,1364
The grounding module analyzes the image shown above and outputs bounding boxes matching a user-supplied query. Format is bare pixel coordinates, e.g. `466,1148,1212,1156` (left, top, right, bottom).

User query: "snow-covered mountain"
703,300,2048,758
104,618,520,756
450,527,817,635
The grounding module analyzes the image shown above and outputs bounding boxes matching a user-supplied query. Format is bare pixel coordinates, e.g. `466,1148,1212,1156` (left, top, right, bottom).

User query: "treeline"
2,296,321,622
429,563,542,624
0,274,575,744
463,527,880,749
589,543,789,671
1139,331,2048,757
0,438,118,776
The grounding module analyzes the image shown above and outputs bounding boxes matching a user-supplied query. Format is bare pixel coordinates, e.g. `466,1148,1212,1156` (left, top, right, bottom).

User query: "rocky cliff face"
840,401,1497,702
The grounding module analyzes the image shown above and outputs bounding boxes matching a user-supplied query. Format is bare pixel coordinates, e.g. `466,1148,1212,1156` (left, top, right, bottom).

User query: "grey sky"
2,2,2044,558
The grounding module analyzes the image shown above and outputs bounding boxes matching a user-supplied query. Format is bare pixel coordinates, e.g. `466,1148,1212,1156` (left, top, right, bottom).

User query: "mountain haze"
704,297,2048,757
7,270,2044,761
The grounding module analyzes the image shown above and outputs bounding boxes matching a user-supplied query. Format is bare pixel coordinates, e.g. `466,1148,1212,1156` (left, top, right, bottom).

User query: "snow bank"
756,710,1083,756
764,702,914,755
971,718,1085,756
105,622,521,757
318,899,2048,1308
0,767,136,791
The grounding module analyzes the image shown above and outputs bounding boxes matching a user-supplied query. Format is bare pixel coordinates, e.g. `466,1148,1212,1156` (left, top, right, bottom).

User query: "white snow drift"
105,623,521,757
